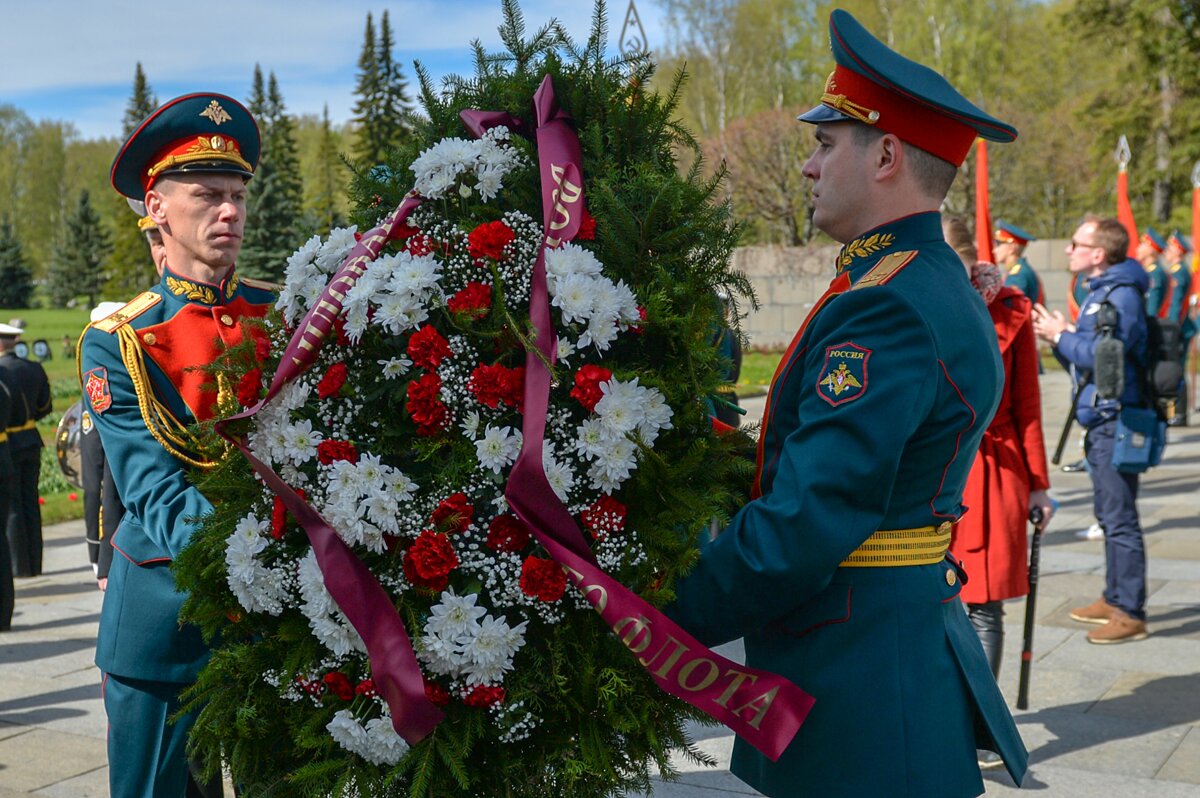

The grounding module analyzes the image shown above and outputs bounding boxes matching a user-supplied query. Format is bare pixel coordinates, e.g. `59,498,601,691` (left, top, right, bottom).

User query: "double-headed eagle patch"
817,341,871,406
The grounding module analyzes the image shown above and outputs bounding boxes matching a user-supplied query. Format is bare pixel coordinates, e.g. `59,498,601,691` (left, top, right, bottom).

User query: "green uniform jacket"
667,213,1027,797
1144,261,1170,318
80,265,274,683
1004,256,1043,306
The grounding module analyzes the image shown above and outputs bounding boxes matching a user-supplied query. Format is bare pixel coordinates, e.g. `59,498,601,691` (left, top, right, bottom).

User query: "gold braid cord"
116,325,219,470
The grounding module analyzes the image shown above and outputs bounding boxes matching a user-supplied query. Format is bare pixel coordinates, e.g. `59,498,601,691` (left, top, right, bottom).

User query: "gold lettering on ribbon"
714,669,759,708
676,658,721,692
548,163,583,238
731,686,780,730
611,615,653,655
640,634,690,678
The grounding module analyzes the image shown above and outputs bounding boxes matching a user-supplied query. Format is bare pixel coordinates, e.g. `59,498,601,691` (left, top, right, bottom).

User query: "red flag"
1192,182,1200,275
974,139,993,264
1116,166,1138,257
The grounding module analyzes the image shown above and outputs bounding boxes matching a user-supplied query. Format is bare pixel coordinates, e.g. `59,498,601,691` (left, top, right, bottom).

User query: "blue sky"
0,0,666,140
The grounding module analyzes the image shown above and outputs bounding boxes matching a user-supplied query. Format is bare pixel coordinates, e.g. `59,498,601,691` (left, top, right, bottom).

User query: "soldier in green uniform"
79,93,275,798
1165,231,1194,425
1137,228,1170,318
995,219,1044,306
0,328,17,631
665,10,1026,797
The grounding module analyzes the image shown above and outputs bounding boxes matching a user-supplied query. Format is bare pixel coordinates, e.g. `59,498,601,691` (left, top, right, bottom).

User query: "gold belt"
839,521,953,567
0,432,7,443
5,420,36,434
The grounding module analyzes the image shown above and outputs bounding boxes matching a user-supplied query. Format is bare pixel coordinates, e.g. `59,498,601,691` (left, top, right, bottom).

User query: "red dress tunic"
952,286,1051,604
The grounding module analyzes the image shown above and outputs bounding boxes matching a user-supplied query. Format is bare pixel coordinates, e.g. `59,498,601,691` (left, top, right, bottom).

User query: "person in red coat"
943,217,1054,680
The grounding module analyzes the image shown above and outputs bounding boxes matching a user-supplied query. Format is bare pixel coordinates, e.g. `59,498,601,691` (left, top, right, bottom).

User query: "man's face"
146,231,168,277
993,239,1020,266
1165,241,1184,264
1065,222,1106,275
147,173,247,271
1135,239,1157,265
801,123,873,243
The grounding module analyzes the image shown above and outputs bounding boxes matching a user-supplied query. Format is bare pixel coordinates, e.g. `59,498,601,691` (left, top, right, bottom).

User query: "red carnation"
468,220,515,262
334,317,351,347
447,281,493,319
519,556,568,603
252,330,271,361
390,222,421,242
431,493,474,534
407,372,448,436
570,364,612,412
486,514,531,553
317,439,359,465
407,325,452,371
402,530,459,591
323,672,354,701
631,306,647,335
236,367,262,407
577,209,597,241
462,685,506,707
424,680,451,707
355,679,378,698
317,362,348,399
468,362,524,410
269,489,306,539
296,675,323,696
580,495,628,540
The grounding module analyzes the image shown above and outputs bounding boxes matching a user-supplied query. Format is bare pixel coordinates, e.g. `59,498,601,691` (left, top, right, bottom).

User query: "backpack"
1099,283,1184,421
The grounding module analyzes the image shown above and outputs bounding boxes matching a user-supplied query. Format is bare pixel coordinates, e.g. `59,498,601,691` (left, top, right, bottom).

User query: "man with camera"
1032,215,1150,644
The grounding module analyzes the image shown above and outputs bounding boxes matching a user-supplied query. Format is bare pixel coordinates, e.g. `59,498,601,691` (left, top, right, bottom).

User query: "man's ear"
145,188,168,227
875,134,903,182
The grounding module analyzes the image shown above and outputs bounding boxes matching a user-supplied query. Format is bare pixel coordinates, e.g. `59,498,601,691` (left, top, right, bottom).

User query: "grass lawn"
2,307,94,523
738,350,783,397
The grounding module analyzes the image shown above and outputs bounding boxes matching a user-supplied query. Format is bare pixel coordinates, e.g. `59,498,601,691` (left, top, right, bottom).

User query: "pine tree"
47,189,111,307
350,12,382,165
375,10,414,154
240,69,303,280
107,63,161,300
303,105,345,236
122,62,158,136
0,217,34,307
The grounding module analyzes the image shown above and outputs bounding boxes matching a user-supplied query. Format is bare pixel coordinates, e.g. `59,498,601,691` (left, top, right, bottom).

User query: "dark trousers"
103,673,224,798
0,481,11,629
7,447,42,577
1086,420,1147,620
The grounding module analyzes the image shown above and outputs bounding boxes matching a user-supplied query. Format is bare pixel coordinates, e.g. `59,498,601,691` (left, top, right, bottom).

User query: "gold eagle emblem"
200,100,232,126
820,362,862,396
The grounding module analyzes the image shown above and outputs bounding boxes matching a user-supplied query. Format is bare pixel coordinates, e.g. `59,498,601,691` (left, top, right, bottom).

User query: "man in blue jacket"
1033,215,1149,644
665,9,1027,797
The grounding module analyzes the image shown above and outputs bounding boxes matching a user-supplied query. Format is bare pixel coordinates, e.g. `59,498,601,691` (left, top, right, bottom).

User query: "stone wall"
736,239,1073,350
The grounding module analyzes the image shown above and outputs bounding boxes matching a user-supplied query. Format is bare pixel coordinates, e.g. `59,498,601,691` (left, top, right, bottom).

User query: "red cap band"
823,65,976,166
143,133,251,191
995,229,1028,246
1141,234,1163,254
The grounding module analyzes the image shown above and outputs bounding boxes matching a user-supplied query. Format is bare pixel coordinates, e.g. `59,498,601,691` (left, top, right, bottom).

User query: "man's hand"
98,577,107,592
1032,303,1072,345
1028,489,1054,531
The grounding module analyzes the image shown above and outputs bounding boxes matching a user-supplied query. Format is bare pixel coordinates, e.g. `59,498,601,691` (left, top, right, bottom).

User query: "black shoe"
1061,458,1086,473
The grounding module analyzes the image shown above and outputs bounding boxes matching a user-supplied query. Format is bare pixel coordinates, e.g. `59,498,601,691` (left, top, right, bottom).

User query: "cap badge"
200,100,232,126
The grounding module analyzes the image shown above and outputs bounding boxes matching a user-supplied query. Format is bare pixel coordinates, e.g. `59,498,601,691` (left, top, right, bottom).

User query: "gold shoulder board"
240,277,282,292
850,251,918,291
92,292,163,333
1008,263,1022,275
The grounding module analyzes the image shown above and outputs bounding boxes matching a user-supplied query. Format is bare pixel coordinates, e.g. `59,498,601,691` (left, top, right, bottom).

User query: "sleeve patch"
817,342,871,407
84,367,112,413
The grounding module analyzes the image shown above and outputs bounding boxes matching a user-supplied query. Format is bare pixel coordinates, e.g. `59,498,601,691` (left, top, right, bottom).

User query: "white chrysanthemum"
580,310,620,352
594,378,646,437
460,409,481,439
385,469,417,504
587,436,640,492
575,417,618,460
475,425,522,473
426,589,487,640
378,356,412,379
542,443,575,503
277,379,311,412
612,279,642,326
544,242,603,289
327,710,411,766
637,388,675,444
551,273,596,325
556,337,576,366
297,550,366,657
315,227,359,273
280,419,322,465
462,616,528,686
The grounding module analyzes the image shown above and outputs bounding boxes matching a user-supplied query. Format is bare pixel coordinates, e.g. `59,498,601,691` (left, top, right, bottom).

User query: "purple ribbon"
217,197,445,744
500,76,813,761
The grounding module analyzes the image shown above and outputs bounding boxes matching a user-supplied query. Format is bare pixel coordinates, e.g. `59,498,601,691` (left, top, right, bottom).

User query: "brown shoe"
1069,598,1117,625
1087,610,1148,644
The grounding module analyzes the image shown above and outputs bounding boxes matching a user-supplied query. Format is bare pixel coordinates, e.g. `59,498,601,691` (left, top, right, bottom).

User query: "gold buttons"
945,569,957,587
220,314,234,326
142,333,157,346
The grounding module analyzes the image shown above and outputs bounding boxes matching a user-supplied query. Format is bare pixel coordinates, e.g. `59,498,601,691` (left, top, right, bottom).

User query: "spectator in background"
0,345,15,629
0,322,52,577
994,219,1045,306
944,217,1054,769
